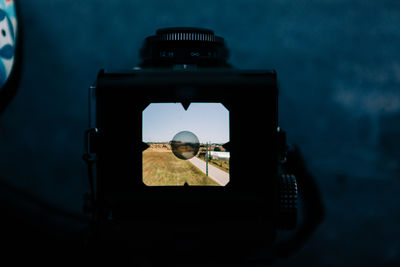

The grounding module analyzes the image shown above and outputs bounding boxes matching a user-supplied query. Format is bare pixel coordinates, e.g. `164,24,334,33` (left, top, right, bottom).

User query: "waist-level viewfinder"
142,102,230,186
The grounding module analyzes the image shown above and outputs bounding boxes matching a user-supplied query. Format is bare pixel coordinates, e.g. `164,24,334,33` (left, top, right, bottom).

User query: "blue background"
0,0,399,265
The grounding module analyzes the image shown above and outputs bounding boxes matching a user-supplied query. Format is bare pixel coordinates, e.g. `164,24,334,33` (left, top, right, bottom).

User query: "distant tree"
214,146,221,151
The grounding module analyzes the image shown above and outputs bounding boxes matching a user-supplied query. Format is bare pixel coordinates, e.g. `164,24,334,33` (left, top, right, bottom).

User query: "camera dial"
139,27,230,68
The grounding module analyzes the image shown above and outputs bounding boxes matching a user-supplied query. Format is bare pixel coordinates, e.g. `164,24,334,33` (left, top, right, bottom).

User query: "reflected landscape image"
142,103,230,186
170,131,200,160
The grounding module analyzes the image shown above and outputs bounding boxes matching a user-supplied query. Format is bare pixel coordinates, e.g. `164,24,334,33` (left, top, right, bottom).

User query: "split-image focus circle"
171,131,200,160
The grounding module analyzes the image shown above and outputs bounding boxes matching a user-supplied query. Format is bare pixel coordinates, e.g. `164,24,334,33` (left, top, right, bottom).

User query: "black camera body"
85,28,298,261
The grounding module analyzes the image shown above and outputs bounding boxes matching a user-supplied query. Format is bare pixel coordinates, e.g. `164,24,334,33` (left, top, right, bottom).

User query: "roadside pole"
206,142,209,176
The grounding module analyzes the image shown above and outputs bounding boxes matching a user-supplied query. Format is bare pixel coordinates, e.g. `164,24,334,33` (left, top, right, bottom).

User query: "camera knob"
278,174,298,230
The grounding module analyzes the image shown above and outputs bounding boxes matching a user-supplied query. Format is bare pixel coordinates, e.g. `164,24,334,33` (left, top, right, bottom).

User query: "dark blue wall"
0,0,399,265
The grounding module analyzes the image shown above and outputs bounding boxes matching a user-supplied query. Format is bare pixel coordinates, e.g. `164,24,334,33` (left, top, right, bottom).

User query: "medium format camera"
83,28,317,263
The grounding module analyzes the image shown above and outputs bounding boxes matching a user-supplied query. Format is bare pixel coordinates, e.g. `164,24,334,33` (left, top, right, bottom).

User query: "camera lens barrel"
139,27,230,68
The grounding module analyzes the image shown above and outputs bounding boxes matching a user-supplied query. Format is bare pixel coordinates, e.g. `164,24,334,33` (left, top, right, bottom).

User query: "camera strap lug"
277,126,287,164
83,128,101,163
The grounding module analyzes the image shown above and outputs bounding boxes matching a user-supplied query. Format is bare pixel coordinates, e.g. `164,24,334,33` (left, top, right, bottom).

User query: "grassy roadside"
143,151,219,186
196,155,230,173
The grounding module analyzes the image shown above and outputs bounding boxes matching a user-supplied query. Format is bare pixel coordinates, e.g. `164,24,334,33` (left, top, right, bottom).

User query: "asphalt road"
188,157,229,186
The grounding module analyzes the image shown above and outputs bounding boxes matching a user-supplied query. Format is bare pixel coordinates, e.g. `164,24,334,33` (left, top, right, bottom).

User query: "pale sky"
142,103,229,144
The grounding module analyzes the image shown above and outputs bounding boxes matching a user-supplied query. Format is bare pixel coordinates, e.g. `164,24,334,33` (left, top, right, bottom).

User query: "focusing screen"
142,103,230,186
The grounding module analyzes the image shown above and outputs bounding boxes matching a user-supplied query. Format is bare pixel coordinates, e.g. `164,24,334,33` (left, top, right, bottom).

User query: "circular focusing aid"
171,131,200,160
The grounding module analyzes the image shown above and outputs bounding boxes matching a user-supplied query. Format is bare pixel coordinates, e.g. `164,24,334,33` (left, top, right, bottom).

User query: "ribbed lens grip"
156,27,216,42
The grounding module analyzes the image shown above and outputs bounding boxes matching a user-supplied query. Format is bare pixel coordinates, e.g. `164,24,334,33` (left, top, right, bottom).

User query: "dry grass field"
142,151,219,186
